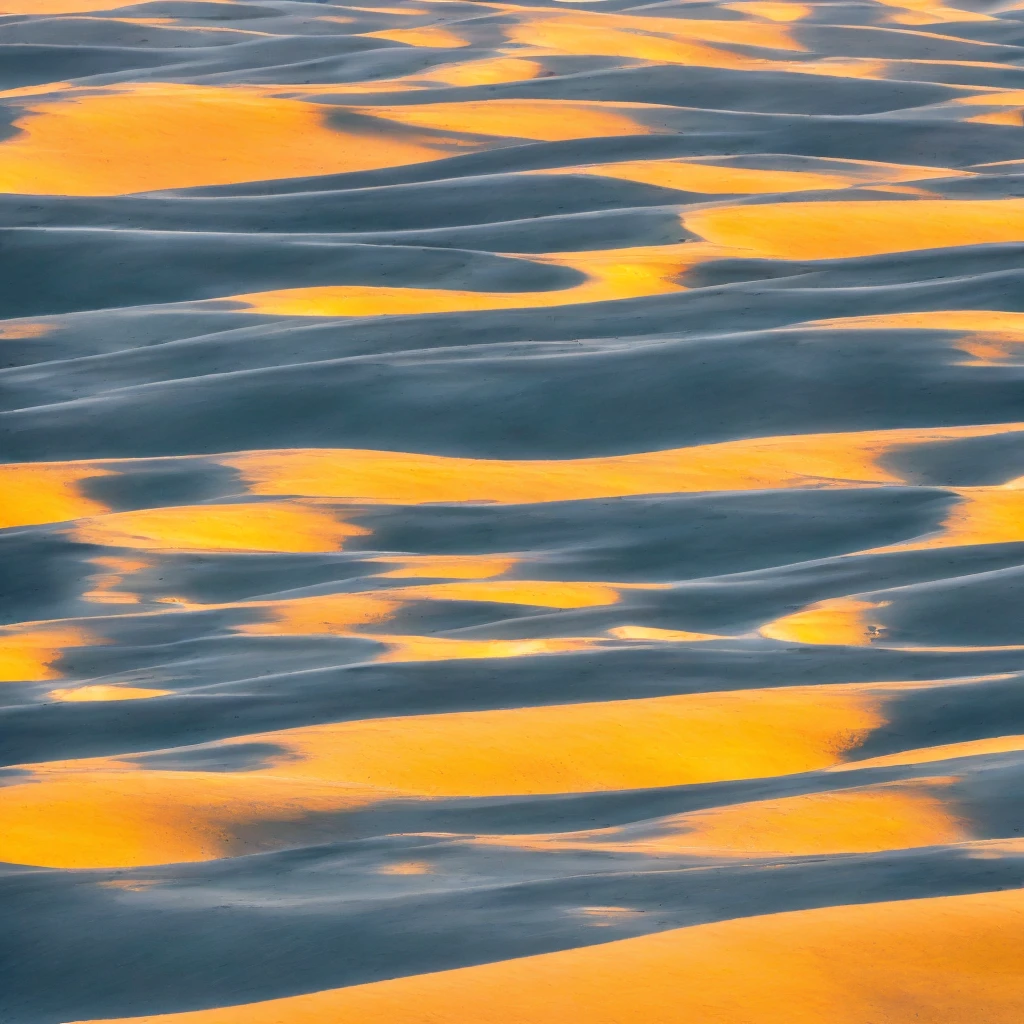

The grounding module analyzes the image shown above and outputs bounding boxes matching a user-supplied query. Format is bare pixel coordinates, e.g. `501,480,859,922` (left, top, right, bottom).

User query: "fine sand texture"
2,0,1024,1021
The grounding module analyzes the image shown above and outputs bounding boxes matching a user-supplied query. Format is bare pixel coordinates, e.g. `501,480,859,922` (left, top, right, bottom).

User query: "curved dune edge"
0,462,113,530
172,578,659,636
69,887,1024,1024
69,503,368,554
0,85,476,196
0,624,98,682
373,554,519,579
684,198,1024,260
538,155,968,194
0,682,892,868
833,733,1024,771
473,777,970,856
761,593,1024,649
46,683,173,702
3,421,1021,533
5,80,1010,203
866,487,1024,552
812,310,1024,334
366,24,469,48
762,596,893,646
807,310,1024,365
0,86,699,197
226,207,1024,315
318,56,546,92
225,423,1024,504
227,242,706,317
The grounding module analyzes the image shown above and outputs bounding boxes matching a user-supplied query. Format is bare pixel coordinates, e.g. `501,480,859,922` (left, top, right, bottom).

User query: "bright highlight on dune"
0,681,893,867
551,155,965,194
67,888,1024,1024
684,198,1024,259
225,423,1023,503
228,578,639,635
69,502,366,554
872,487,1024,551
0,462,112,529
481,778,969,856
328,56,545,92
354,98,658,141
504,8,810,73
835,733,1024,771
82,555,150,606
47,683,172,701
229,241,713,316
0,85,470,195
365,24,469,47
761,596,891,646
808,309,1024,365
372,554,519,579
0,624,98,682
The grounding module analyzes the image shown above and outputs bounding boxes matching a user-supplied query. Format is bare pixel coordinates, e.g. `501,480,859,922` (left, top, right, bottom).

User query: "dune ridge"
3,0,1024,1020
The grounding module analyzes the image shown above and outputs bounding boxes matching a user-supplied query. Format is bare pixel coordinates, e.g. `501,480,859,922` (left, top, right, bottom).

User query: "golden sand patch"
229,241,712,317
0,321,51,339
0,84,468,195
372,554,519,579
513,10,806,51
0,624,97,682
370,634,600,662
0,681,889,867
810,309,1024,334
835,734,1024,771
378,860,432,875
555,156,965,194
422,56,543,87
82,555,149,606
69,888,1024,1024
178,682,888,797
505,10,804,73
802,309,1024,365
46,684,172,701
626,778,967,855
225,423,1024,504
723,2,812,20
872,0,993,23
872,488,1024,552
761,597,891,646
608,625,726,642
70,502,366,554
684,198,1024,260
325,55,543,92
183,577,652,639
363,98,657,141
0,769,385,869
967,109,1024,127
0,462,112,530
478,778,968,856
364,24,467,47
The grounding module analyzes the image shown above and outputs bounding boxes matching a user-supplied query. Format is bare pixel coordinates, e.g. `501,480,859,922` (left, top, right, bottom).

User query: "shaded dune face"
3,0,1024,1022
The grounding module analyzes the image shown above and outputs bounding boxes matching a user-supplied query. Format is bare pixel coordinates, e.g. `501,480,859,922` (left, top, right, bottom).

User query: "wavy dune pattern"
2,0,1024,1020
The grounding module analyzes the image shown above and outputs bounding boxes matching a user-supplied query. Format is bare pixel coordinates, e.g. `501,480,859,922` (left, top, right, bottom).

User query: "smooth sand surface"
2,0,1024,1021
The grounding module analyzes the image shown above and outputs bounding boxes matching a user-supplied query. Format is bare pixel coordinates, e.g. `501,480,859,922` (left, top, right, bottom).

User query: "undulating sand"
2,0,1024,1020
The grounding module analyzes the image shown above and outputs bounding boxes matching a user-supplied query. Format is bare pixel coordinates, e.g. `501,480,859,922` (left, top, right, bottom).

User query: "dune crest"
4,0,1024,1018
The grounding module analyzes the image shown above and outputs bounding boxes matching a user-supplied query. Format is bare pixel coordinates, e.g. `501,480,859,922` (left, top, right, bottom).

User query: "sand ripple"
2,0,1024,1020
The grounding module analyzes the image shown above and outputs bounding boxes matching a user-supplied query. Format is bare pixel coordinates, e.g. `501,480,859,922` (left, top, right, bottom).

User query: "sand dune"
2,0,1024,1020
